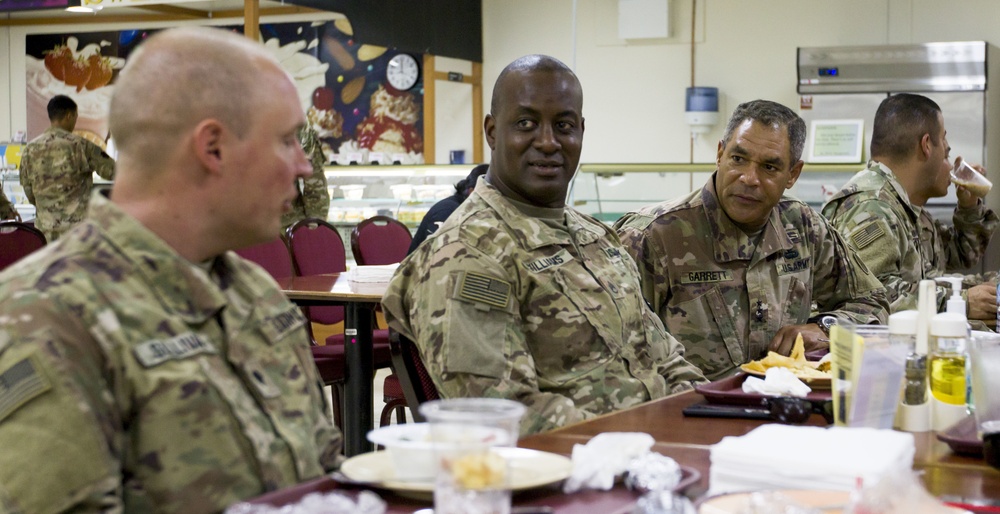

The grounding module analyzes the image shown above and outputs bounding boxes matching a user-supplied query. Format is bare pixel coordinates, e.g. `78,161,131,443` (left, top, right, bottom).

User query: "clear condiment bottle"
929,312,968,406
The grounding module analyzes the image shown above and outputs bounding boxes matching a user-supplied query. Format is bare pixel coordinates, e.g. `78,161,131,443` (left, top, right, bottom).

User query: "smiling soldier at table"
614,100,888,381
0,27,342,514
382,54,706,436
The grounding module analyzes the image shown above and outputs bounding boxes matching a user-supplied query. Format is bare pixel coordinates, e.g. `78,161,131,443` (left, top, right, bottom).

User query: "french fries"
740,334,832,380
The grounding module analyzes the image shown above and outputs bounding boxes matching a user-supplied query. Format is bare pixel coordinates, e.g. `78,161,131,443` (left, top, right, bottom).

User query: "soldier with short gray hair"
19,94,115,241
615,100,888,380
382,54,706,435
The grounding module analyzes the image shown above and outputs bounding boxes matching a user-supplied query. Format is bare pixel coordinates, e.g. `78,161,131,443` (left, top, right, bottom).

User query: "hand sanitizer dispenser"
935,277,966,315
685,87,719,134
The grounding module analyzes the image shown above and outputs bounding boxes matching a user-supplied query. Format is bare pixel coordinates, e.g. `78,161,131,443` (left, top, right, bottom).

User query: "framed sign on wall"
807,119,864,164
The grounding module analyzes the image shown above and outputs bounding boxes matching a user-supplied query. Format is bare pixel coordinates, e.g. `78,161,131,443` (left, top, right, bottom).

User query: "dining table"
241,388,1000,512
277,272,386,457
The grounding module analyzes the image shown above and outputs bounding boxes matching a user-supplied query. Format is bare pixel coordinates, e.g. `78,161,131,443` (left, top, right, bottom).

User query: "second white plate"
339,447,573,494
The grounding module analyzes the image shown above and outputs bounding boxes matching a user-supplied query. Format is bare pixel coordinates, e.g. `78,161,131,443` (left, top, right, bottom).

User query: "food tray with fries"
738,334,833,389
695,373,832,407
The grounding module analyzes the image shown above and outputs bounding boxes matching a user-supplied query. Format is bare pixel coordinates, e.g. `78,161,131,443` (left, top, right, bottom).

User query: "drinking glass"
970,332,1000,468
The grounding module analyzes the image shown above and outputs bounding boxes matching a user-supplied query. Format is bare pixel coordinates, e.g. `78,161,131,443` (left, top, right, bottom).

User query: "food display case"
569,163,868,225
323,163,477,227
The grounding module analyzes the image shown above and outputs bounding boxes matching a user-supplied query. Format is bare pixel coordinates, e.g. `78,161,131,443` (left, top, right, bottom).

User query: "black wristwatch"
813,315,838,336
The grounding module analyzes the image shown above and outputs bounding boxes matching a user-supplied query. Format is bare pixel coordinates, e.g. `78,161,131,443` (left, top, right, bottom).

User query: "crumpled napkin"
225,490,385,514
742,367,811,397
562,432,654,493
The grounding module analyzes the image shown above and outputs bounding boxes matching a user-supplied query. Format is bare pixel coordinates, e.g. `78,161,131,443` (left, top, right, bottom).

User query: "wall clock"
386,53,419,91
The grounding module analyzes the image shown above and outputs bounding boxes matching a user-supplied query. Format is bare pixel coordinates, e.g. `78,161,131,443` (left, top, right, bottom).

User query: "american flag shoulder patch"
458,272,511,309
850,222,885,249
0,355,52,422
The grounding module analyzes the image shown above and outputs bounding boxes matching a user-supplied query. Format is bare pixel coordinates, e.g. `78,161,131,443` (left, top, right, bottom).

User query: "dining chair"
0,221,47,272
350,215,412,266
350,216,416,424
389,329,440,423
232,236,294,280
286,218,398,427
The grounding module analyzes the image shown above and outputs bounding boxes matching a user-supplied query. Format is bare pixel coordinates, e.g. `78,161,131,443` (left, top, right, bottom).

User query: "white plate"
339,447,572,495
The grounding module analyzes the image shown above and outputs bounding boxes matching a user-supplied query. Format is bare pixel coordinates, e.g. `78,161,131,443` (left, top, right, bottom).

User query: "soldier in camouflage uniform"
0,28,341,514
615,100,888,380
823,93,998,320
0,191,17,220
19,94,115,242
280,124,330,229
382,55,706,436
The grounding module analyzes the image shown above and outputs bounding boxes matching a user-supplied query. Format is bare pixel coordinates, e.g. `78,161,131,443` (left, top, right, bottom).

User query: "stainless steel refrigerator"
794,41,1000,273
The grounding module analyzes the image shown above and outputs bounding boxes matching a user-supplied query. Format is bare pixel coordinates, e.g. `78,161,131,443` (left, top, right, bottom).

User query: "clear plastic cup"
970,332,1000,469
951,159,992,198
419,398,526,514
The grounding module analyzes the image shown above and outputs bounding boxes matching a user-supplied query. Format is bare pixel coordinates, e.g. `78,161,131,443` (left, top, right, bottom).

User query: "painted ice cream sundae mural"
25,18,425,164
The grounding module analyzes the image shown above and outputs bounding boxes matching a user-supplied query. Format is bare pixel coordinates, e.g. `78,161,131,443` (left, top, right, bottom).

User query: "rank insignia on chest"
679,269,733,284
458,272,511,309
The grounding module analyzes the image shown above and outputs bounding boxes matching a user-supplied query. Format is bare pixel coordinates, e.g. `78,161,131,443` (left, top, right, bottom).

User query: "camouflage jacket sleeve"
0,191,17,220
0,293,124,513
808,210,889,324
938,201,999,273
82,139,115,180
614,212,668,317
299,126,330,221
382,243,594,435
18,151,35,205
823,194,927,312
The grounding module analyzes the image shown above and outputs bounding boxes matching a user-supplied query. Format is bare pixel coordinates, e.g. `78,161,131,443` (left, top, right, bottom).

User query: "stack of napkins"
348,264,399,283
709,424,914,495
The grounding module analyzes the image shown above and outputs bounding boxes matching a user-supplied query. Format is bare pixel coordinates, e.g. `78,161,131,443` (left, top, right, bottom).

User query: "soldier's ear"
193,119,224,173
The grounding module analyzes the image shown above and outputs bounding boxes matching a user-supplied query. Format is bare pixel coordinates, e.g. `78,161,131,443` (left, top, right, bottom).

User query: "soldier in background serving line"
823,93,998,322
382,54,706,436
281,123,331,229
18,94,115,241
615,100,889,381
0,27,342,514
0,191,18,221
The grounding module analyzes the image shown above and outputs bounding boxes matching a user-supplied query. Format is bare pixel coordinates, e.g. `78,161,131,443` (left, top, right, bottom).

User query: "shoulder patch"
133,333,217,368
458,272,511,309
850,222,886,249
0,355,52,422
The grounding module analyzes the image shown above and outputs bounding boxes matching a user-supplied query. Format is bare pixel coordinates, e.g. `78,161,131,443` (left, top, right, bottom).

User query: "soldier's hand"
954,157,988,208
967,283,998,321
768,324,829,355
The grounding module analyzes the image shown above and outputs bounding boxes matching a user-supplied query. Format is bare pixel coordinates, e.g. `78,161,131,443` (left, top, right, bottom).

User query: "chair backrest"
351,215,412,265
233,237,293,280
389,329,440,421
0,221,47,272
286,218,346,326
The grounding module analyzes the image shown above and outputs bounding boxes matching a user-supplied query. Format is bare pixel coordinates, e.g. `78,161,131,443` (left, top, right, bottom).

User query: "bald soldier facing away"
615,100,888,380
0,28,341,514
382,55,706,435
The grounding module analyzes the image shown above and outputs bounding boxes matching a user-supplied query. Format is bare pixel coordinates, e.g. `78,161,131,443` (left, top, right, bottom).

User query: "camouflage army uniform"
0,192,16,220
0,193,342,514
382,179,707,435
19,127,115,241
615,175,889,381
822,161,999,312
281,125,330,228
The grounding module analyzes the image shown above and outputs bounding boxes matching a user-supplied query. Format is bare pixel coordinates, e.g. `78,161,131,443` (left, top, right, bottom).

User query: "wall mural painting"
24,18,425,164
